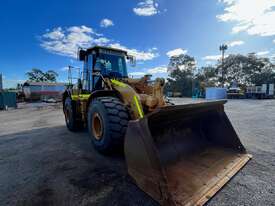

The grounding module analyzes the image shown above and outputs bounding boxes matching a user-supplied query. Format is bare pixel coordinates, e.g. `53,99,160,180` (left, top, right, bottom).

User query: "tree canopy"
165,53,275,97
26,68,58,82
166,54,196,97
216,53,275,86
168,54,196,73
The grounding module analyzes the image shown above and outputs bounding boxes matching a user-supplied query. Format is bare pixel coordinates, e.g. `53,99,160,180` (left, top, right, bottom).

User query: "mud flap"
124,100,252,206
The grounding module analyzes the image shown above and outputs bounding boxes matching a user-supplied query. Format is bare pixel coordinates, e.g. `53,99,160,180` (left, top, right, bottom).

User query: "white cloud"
67,25,95,34
203,54,230,61
147,65,167,74
43,27,64,40
256,50,270,56
128,72,146,77
93,37,111,45
41,26,157,61
124,66,168,77
273,39,275,44
133,0,159,16
166,48,188,58
217,0,275,37
41,25,101,58
206,61,214,65
109,43,158,61
60,67,69,71
203,55,222,61
227,40,244,47
100,18,114,28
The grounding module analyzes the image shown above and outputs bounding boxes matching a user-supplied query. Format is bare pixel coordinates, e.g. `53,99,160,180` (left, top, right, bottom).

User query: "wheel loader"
63,46,251,206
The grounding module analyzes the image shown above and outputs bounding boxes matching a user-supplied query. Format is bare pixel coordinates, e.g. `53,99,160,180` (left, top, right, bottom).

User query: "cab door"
82,54,94,91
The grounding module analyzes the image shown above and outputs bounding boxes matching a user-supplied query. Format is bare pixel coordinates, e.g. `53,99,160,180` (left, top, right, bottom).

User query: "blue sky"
1,0,275,88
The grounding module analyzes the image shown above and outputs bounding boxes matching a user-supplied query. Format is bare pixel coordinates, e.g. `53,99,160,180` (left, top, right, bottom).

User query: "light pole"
219,44,228,86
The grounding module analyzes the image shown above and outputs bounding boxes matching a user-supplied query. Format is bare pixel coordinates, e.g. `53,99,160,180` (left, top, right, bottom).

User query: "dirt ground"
0,99,274,206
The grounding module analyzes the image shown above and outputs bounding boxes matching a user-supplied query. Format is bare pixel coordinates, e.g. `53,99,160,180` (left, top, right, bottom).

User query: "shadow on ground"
0,126,157,206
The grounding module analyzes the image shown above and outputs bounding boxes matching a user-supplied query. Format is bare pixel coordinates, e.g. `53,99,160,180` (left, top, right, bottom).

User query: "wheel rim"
92,113,103,140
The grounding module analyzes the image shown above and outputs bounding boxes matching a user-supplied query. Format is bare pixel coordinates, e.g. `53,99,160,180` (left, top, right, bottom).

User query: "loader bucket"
125,100,251,206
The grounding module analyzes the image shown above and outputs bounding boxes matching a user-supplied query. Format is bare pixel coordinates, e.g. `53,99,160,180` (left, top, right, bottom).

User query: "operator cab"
78,46,134,91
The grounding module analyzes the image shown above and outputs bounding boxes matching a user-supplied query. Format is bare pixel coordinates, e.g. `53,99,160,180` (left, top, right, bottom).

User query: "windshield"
95,53,128,78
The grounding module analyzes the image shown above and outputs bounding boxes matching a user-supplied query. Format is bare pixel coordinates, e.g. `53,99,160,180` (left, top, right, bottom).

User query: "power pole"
219,44,228,87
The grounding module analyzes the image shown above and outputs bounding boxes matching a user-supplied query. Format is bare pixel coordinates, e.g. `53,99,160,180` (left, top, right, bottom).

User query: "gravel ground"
0,99,274,206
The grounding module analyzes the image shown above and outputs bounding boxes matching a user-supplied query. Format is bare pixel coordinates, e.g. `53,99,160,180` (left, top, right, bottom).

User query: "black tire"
64,97,82,131
87,97,129,153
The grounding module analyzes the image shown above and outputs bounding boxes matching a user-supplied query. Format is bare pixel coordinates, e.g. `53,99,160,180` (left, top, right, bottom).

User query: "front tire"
87,97,129,153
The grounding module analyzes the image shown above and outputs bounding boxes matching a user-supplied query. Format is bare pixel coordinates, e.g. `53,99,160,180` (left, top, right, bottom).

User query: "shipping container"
205,87,227,100
0,92,17,110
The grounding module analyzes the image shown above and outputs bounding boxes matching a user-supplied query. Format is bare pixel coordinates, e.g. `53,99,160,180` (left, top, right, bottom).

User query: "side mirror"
78,49,86,61
127,55,136,67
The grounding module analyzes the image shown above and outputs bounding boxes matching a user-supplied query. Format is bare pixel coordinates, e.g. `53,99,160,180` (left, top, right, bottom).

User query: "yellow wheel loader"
62,46,251,206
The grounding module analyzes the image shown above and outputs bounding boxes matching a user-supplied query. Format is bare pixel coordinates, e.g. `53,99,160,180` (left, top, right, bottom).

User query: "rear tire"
64,97,82,131
87,97,129,153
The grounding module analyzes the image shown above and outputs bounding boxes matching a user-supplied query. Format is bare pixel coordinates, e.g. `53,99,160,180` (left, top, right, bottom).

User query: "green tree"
168,54,196,73
44,70,59,82
166,54,196,97
194,66,218,95
165,53,275,97
197,66,218,86
217,53,275,86
26,68,58,82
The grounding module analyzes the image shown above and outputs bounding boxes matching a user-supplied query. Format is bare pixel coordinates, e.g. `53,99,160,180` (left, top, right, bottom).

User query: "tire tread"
89,96,129,153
